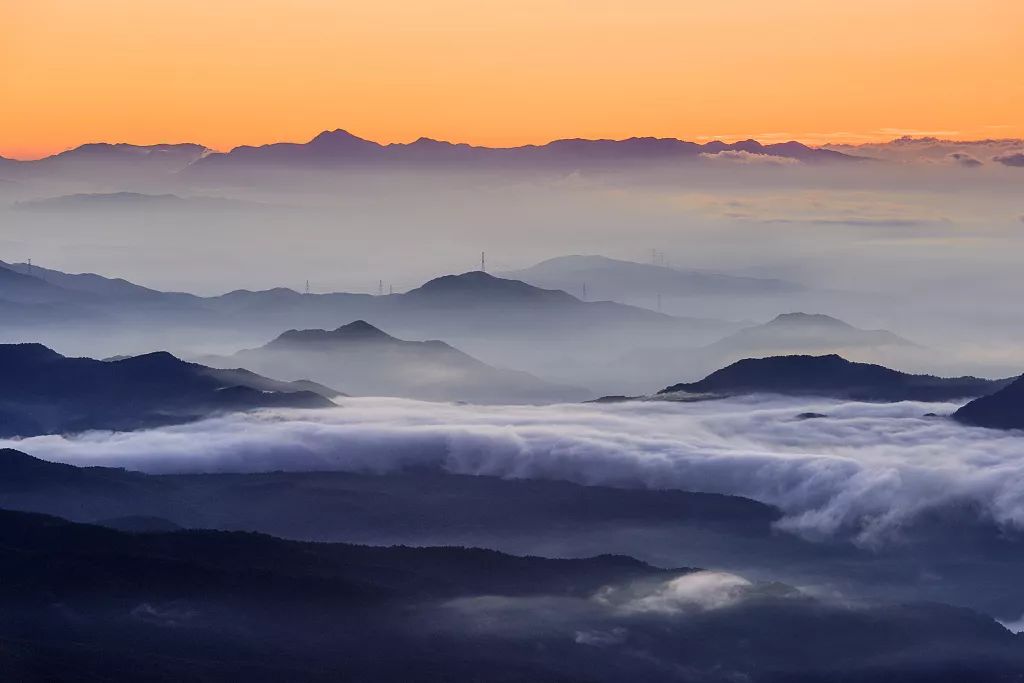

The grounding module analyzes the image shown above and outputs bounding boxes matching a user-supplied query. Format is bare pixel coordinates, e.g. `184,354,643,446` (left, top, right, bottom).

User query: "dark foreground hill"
953,375,1024,430
1,506,1022,682
0,344,335,437
658,354,1011,402
210,319,587,403
5,448,1024,622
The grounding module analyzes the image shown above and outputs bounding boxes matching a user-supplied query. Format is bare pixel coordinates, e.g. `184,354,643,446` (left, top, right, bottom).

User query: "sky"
2,0,1023,159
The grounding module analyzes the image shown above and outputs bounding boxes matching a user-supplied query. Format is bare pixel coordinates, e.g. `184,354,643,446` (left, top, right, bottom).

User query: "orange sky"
2,0,1022,159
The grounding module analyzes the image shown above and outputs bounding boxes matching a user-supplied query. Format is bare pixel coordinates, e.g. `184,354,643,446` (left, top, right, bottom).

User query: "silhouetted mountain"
658,354,1011,401
0,259,196,303
707,312,915,354
0,263,82,304
404,270,576,304
0,504,1021,682
211,320,586,403
501,254,803,302
0,447,777,545
824,136,1024,165
953,375,1024,430
188,130,859,172
0,261,736,391
0,344,334,437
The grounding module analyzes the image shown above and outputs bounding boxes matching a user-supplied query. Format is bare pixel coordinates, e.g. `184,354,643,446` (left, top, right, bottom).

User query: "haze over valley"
4,0,1024,677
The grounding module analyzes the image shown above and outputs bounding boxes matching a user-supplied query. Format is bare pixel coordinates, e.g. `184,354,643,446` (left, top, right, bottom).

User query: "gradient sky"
3,0,1022,159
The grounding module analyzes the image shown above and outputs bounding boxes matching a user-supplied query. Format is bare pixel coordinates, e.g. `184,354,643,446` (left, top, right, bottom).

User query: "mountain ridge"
657,354,1012,402
211,319,589,404
0,343,335,437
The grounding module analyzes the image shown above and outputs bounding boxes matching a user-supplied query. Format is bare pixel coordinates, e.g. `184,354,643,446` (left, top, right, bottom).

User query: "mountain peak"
768,312,853,329
408,271,575,303
308,129,377,147
269,320,397,348
331,320,393,340
659,354,1006,402
0,343,64,364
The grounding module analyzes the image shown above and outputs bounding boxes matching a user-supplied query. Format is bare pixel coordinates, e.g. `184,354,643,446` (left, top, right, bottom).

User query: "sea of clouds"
4,395,1024,545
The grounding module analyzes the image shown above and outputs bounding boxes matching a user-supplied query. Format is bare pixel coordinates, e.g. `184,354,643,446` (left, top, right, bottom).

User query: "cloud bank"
5,396,1024,545
699,150,802,165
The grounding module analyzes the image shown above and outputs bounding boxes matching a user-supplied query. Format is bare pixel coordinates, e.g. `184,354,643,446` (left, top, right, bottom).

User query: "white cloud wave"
4,395,1024,545
595,571,753,615
699,150,802,165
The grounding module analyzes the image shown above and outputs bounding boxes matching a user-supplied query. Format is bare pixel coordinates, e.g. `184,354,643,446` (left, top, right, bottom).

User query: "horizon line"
5,128,1021,162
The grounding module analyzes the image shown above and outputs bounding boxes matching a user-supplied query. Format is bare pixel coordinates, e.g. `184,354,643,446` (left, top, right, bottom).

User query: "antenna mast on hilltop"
480,252,486,273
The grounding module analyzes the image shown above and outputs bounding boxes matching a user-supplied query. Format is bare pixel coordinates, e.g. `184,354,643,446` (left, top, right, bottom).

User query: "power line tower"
304,280,310,295
480,251,486,273
378,279,383,296
581,282,587,300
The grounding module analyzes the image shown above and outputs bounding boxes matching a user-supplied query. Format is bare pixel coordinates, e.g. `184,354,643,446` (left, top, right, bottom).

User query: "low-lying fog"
5,159,1024,379
8,395,1024,546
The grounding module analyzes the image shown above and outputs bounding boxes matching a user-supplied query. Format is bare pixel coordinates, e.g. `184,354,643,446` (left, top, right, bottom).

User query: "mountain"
0,504,1021,682
657,354,1012,402
0,263,85,305
0,447,777,547
187,129,860,172
28,142,209,174
0,344,334,437
953,375,1024,430
706,312,915,355
824,136,1024,165
210,320,587,403
0,262,737,392
196,272,734,361
0,259,196,303
500,254,804,302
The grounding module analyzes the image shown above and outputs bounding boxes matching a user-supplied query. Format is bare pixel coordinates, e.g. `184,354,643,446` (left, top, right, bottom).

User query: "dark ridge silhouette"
953,375,1024,430
658,354,1011,402
210,319,588,404
0,505,1021,682
0,344,334,437
402,270,577,305
39,142,209,164
0,258,196,302
186,129,861,171
0,447,779,540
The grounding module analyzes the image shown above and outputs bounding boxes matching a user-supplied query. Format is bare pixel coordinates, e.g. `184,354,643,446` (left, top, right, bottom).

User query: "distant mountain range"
205,320,589,404
1,131,859,182
953,376,1024,430
0,344,335,437
615,312,918,393
499,254,804,302
0,261,736,391
657,354,1012,402
824,136,1024,166
705,312,914,355
188,129,859,170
